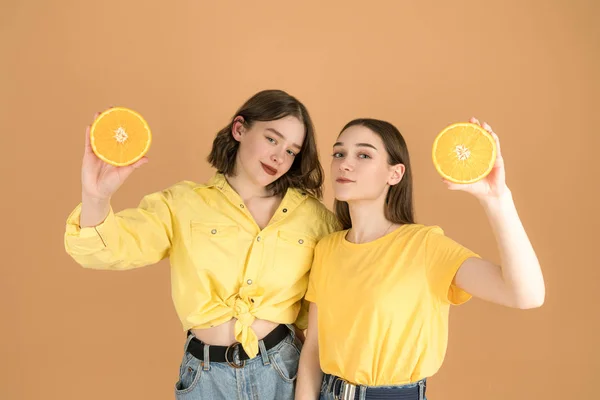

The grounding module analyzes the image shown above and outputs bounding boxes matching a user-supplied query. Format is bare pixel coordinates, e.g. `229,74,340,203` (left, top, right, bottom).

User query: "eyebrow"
333,141,378,151
266,128,302,150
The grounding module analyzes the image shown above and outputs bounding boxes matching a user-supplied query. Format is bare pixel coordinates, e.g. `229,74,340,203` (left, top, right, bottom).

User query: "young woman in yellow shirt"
296,117,545,400
64,90,340,399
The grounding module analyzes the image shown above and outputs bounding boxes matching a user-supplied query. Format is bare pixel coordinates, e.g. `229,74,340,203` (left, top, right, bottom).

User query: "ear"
388,163,406,186
231,116,246,142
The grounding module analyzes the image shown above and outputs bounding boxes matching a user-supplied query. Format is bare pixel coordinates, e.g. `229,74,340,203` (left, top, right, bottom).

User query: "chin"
254,175,275,188
333,187,355,202
254,171,280,187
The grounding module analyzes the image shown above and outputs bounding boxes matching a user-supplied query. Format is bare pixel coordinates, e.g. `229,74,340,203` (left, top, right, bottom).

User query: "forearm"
295,339,323,400
480,189,545,308
66,191,172,270
80,194,111,228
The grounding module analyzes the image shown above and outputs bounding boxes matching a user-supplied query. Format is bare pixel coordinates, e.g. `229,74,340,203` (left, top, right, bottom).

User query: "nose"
271,149,285,165
339,158,353,172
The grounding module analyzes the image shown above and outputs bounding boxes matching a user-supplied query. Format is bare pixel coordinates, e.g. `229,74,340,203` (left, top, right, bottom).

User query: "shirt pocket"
273,229,317,273
189,221,240,272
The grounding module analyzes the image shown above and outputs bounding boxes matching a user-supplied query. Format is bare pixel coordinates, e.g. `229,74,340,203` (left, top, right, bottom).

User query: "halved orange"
90,107,152,167
432,122,497,184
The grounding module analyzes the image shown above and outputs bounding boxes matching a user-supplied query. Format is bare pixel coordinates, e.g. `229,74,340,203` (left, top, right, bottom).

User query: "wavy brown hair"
334,118,415,229
207,89,323,198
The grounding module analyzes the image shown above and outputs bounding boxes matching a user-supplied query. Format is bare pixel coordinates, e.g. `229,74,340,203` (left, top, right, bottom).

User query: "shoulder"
400,223,445,239
306,196,342,229
155,180,202,199
384,223,449,253
289,190,342,232
315,229,347,253
165,180,200,192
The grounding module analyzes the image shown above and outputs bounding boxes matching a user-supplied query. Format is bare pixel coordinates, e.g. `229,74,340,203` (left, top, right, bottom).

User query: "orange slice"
432,122,497,184
90,107,152,166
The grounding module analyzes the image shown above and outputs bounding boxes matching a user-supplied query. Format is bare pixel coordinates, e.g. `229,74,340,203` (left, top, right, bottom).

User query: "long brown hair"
334,118,415,229
207,89,323,198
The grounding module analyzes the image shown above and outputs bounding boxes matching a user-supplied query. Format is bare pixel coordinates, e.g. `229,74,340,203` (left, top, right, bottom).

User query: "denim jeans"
319,373,427,400
174,325,301,400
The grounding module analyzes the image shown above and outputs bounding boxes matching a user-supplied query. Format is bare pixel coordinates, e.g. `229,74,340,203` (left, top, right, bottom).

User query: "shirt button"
240,204,245,208
257,236,261,242
211,229,217,234
282,208,288,213
247,279,253,285
298,239,304,244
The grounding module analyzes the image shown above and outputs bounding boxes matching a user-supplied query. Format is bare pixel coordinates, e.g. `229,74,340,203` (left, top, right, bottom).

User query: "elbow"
516,298,544,309
514,291,545,309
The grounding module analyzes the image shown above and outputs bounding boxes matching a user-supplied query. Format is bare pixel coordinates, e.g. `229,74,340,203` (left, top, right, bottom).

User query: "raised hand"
443,117,508,200
81,108,148,201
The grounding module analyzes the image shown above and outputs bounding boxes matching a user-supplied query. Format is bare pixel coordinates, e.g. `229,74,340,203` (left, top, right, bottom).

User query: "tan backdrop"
1,0,598,399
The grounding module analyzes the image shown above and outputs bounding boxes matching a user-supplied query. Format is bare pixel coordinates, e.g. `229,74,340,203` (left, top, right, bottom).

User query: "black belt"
324,374,426,400
186,324,289,368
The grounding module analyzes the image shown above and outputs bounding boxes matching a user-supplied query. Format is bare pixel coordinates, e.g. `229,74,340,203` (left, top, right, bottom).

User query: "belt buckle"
224,342,245,369
336,379,356,400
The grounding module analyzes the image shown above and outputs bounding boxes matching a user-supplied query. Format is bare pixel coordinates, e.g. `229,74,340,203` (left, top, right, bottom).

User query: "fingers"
131,156,149,169
85,124,91,151
85,111,101,154
470,117,502,155
119,157,148,181
481,121,502,157
442,178,463,190
469,116,480,126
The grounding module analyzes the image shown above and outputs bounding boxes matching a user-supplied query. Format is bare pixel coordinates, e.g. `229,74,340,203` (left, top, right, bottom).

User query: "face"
232,115,306,187
331,125,405,203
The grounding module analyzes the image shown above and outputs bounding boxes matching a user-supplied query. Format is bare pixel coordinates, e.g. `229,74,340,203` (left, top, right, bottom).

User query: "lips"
336,177,354,183
261,162,278,176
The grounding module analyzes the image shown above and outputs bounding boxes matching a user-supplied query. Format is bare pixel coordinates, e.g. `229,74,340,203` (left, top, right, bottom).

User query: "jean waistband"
323,374,426,400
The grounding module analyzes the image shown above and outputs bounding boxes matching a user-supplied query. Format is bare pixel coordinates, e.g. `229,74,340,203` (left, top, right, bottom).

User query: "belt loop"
325,374,334,393
203,343,210,371
286,323,296,340
258,339,270,366
183,331,195,353
358,385,367,400
418,379,424,400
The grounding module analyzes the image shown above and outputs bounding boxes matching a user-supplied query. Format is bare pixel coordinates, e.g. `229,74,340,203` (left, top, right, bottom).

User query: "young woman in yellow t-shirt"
296,117,544,400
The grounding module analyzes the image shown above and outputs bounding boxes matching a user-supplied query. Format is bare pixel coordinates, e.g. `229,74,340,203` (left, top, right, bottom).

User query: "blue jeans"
174,325,302,399
319,373,427,400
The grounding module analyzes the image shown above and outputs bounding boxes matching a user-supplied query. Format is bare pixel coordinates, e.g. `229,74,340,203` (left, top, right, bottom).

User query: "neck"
226,160,272,201
346,193,396,244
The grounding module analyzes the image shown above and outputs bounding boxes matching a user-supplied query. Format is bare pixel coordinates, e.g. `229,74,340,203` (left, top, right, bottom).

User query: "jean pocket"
270,339,301,383
174,352,203,395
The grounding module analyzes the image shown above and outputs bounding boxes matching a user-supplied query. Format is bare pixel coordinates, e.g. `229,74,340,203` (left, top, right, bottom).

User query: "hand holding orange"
433,117,508,200
89,107,152,167
432,120,497,184
82,107,151,201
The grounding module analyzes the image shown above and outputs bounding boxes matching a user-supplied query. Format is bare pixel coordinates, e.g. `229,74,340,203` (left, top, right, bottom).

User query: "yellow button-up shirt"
64,173,340,357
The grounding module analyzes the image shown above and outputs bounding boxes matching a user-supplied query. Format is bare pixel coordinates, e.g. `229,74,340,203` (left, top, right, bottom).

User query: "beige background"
1,0,599,399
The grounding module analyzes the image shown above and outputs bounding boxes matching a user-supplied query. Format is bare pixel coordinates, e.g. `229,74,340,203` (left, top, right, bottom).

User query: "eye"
332,152,344,158
358,153,371,159
286,149,297,157
266,136,276,144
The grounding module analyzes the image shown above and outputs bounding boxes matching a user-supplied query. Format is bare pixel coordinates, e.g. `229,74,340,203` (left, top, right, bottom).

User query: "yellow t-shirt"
305,223,479,386
64,173,340,358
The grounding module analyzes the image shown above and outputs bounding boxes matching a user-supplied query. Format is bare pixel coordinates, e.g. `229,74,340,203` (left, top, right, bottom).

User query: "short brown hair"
207,89,323,198
334,118,415,229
